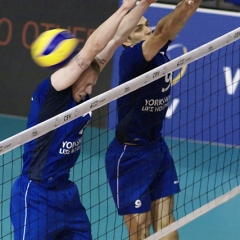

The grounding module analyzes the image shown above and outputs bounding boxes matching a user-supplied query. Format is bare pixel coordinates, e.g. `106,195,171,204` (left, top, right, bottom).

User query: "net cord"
0,27,239,156
144,185,240,240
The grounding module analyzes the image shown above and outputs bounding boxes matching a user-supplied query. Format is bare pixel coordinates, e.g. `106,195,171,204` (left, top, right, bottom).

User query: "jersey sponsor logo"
135,199,142,208
59,113,91,154
59,138,82,155
142,95,170,113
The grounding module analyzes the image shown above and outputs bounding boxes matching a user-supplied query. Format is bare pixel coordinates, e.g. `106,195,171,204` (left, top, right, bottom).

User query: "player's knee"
163,212,175,226
124,213,151,239
154,212,175,232
128,226,151,240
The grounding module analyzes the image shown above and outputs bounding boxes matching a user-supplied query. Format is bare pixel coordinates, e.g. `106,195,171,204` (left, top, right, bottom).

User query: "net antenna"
0,27,239,156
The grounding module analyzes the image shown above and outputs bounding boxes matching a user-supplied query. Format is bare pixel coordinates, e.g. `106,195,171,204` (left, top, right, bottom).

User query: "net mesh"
0,27,239,240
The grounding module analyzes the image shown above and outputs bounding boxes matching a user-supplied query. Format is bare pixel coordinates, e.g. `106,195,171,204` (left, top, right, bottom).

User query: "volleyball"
30,29,79,67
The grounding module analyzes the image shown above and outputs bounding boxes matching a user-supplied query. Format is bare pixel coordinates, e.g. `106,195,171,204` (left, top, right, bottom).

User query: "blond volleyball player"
10,0,159,239
105,1,202,240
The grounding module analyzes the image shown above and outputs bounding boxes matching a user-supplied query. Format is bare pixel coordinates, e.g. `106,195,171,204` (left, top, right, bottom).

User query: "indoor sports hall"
1,1,240,239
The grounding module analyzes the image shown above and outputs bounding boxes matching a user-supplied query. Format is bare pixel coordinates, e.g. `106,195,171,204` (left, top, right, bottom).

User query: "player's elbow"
90,42,104,56
84,37,106,58
153,29,171,43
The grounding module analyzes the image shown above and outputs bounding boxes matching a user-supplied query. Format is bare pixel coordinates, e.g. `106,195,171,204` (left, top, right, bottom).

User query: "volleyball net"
0,27,239,239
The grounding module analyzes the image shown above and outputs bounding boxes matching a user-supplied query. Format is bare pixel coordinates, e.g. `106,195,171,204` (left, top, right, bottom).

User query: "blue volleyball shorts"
10,175,92,240
105,138,180,215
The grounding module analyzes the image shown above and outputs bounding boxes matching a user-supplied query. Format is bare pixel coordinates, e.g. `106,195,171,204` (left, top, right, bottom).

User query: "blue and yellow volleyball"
31,29,79,67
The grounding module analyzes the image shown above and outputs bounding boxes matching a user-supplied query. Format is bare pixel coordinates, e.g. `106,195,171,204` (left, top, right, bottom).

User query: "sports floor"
0,114,240,240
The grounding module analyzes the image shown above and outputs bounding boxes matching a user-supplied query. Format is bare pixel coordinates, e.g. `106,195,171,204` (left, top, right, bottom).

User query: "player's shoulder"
37,76,51,89
33,76,53,99
120,41,145,63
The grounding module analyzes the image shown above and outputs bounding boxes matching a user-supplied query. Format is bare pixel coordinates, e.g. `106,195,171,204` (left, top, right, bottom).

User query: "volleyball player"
105,0,202,239
9,1,143,239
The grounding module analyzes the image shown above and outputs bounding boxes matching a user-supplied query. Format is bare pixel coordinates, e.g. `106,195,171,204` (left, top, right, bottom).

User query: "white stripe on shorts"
117,145,127,209
22,180,32,240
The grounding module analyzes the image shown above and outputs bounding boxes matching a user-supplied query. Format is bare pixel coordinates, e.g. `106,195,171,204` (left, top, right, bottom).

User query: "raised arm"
51,0,137,91
143,0,202,61
96,0,157,71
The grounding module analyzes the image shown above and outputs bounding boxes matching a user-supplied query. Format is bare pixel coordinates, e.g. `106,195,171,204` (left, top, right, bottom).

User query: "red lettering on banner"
40,22,56,31
66,26,72,33
22,21,39,49
0,18,96,49
72,27,87,43
0,18,12,46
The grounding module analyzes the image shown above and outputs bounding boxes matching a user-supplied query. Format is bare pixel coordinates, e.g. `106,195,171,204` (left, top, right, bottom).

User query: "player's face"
126,17,152,46
72,67,98,103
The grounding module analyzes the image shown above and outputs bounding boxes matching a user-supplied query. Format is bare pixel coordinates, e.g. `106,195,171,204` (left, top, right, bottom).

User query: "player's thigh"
10,178,27,240
106,140,157,215
152,196,175,215
150,143,180,200
64,185,92,240
10,178,50,239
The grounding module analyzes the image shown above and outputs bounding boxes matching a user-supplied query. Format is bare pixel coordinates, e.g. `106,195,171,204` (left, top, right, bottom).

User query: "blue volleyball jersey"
116,41,172,144
22,77,91,185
